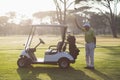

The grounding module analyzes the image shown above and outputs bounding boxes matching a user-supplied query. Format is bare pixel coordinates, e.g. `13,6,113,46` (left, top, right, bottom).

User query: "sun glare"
0,0,56,24
0,0,56,16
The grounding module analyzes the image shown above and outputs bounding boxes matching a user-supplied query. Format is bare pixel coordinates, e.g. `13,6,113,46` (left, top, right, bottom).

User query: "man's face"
84,26,90,31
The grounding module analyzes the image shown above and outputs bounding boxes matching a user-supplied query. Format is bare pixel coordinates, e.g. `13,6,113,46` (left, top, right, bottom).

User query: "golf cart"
17,24,80,69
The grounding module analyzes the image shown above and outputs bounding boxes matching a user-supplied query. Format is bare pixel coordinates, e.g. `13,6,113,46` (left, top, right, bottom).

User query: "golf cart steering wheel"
39,38,45,44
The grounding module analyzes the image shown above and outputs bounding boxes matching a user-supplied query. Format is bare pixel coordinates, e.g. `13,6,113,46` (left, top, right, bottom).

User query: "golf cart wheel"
17,58,31,68
58,58,70,69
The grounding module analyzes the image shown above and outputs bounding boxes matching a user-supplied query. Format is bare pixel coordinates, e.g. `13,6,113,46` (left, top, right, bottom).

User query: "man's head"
83,23,90,31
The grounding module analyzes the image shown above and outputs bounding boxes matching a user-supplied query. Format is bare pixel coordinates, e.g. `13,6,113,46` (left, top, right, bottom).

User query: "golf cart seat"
45,41,67,55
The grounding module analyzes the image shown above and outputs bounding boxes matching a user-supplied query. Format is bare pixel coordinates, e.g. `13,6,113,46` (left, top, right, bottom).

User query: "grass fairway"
0,35,120,80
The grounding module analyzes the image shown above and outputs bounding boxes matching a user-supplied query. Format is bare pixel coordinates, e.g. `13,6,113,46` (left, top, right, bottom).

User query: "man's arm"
75,16,85,31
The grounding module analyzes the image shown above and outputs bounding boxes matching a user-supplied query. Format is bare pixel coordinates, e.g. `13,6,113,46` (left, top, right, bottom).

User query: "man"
81,23,96,69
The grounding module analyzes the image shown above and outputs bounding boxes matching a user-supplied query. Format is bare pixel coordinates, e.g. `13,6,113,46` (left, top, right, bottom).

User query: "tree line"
0,0,120,37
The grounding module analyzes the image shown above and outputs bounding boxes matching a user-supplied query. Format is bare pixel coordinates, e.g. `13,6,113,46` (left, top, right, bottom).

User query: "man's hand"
94,43,96,48
94,37,96,48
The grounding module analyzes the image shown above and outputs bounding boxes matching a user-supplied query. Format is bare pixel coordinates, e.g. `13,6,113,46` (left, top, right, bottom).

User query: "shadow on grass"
105,46,120,56
96,45,120,56
17,66,95,80
89,69,113,80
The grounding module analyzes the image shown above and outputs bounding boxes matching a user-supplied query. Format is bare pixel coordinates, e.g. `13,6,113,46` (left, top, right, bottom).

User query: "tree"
6,12,16,19
75,0,120,38
98,0,120,38
90,13,111,35
0,16,9,35
6,12,16,23
19,19,33,35
33,12,48,24
116,15,120,34
33,11,58,24
53,0,74,24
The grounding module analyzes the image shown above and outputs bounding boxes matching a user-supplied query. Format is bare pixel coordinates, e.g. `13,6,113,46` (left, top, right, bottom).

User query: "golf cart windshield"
25,24,67,49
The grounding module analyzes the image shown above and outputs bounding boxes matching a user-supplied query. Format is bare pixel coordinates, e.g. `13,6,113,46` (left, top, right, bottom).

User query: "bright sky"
1,0,120,16
0,0,119,24
0,0,74,24
0,0,56,16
